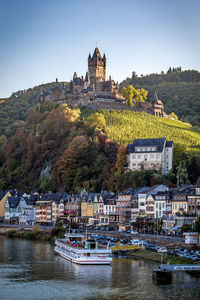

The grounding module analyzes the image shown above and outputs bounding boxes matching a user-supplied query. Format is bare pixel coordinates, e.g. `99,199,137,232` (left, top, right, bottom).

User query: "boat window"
87,253,90,257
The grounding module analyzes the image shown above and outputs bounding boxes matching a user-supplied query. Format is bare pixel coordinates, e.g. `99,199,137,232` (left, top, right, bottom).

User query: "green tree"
86,113,106,133
181,224,192,233
194,216,200,233
122,85,148,107
115,145,127,176
188,156,200,184
122,86,134,106
176,160,190,185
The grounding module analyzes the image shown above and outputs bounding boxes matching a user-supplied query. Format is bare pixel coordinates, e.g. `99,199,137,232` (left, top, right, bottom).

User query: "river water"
0,236,200,300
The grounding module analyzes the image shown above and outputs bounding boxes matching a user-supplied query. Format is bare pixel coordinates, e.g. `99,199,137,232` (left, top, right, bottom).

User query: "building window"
138,155,142,159
132,154,136,159
150,154,154,159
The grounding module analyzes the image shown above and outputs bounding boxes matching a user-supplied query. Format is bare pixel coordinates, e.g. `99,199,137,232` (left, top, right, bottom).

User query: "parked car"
139,240,148,246
131,231,138,235
178,252,185,257
120,239,128,244
167,249,174,256
130,239,140,245
146,244,157,251
190,255,199,261
157,247,167,253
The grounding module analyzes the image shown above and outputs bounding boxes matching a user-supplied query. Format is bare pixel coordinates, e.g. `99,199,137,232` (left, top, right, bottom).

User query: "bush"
23,231,36,239
7,229,17,238
51,225,65,238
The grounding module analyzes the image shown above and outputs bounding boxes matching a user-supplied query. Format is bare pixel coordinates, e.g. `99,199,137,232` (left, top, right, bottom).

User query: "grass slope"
101,110,200,154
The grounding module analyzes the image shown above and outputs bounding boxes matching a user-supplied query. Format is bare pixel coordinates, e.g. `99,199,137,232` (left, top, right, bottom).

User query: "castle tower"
88,47,106,86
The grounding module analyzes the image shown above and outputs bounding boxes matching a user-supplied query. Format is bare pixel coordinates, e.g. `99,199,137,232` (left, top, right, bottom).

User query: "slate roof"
121,188,135,195
40,192,67,203
85,72,89,82
173,186,196,196
25,194,39,205
92,47,102,60
133,186,150,198
7,196,20,208
166,141,173,148
196,177,200,187
127,138,168,154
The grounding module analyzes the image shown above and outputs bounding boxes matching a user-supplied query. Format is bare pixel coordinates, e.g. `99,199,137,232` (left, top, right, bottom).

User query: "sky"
0,0,200,98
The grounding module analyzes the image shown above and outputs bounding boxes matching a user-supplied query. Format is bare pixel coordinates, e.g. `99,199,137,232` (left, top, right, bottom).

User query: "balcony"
116,205,132,208
117,212,131,216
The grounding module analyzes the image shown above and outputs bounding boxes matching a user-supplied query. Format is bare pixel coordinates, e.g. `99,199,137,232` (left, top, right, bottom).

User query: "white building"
154,196,166,219
137,185,168,216
103,201,116,215
5,194,37,225
184,232,200,245
127,138,174,174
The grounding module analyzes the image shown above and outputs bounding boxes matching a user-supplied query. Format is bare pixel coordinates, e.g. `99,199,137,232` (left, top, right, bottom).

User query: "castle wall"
86,101,157,115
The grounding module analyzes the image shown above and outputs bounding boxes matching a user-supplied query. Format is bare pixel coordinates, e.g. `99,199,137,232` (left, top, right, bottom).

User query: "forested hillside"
0,104,200,193
120,69,200,127
0,81,69,137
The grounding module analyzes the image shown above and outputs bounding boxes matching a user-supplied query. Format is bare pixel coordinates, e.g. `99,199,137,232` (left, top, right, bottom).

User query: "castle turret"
85,72,89,82
73,72,77,81
152,91,164,116
88,47,106,86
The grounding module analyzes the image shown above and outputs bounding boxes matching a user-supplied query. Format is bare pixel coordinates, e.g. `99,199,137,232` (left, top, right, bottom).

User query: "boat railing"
55,240,111,254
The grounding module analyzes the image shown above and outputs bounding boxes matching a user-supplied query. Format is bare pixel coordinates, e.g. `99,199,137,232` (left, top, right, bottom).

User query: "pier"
153,264,200,284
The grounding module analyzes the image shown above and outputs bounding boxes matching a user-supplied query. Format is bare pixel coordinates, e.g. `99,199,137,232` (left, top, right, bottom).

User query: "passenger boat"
54,230,112,265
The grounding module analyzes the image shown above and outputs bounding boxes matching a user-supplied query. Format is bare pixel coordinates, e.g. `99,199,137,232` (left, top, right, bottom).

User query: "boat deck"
56,239,111,253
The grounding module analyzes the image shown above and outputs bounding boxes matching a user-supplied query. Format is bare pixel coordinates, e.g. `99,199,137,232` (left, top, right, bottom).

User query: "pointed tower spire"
92,47,102,60
154,90,159,103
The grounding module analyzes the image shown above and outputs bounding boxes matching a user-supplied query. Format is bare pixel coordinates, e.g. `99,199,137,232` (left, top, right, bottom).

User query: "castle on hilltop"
38,47,164,116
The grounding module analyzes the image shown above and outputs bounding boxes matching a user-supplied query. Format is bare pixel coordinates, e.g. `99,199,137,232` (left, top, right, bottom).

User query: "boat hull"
54,247,112,265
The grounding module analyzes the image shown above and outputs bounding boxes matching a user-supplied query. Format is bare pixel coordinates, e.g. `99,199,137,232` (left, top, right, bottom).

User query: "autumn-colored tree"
53,136,90,188
115,145,127,176
86,112,106,133
170,112,178,120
